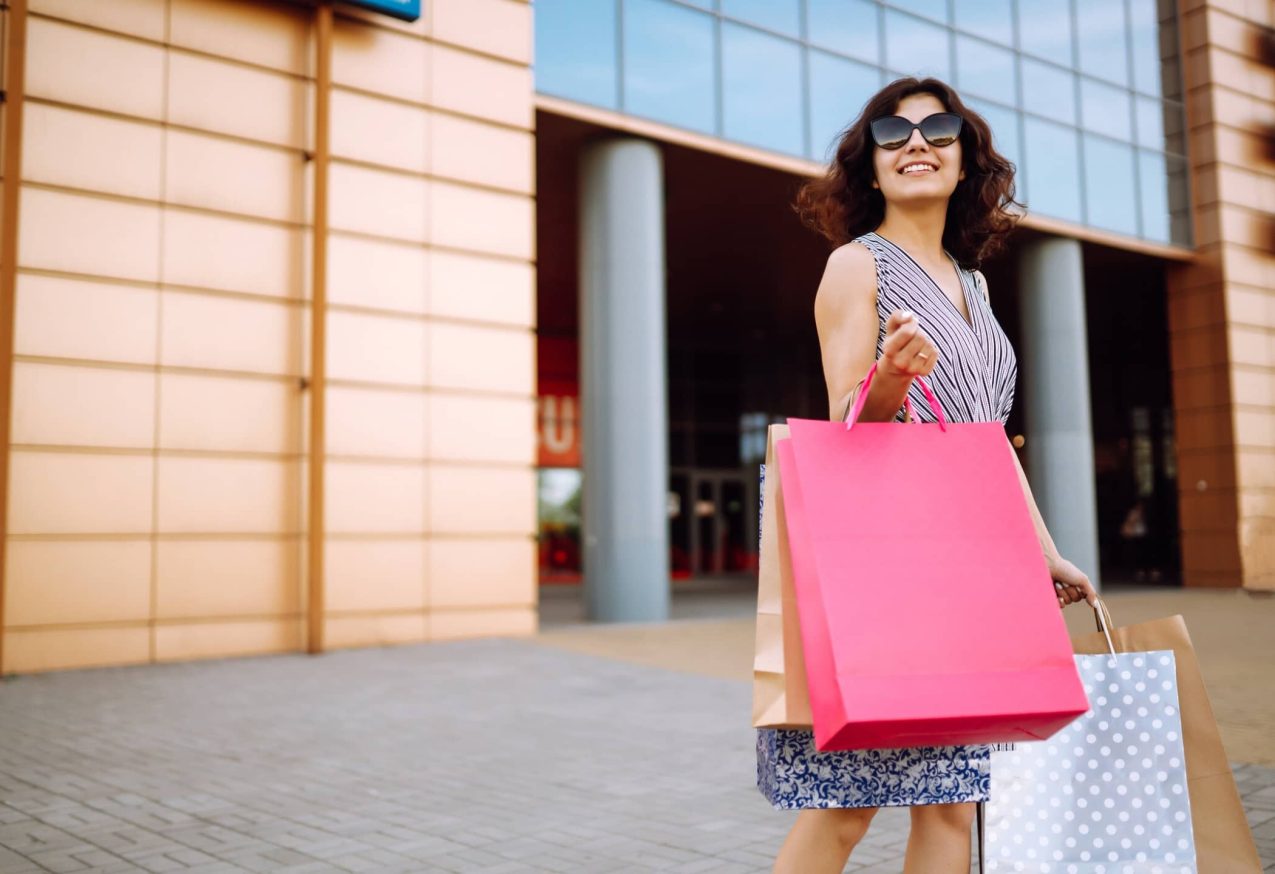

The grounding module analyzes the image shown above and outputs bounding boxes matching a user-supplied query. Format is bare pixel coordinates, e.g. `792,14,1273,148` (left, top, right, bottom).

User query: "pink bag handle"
844,360,948,432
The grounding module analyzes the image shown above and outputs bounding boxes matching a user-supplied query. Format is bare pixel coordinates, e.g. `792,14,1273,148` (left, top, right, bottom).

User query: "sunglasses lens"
921,113,961,146
871,117,912,150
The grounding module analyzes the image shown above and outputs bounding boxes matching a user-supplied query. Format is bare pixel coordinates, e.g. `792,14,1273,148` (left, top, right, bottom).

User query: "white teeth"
902,164,936,174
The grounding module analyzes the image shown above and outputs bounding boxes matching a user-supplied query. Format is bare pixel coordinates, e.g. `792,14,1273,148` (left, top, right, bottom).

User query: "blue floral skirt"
756,729,991,809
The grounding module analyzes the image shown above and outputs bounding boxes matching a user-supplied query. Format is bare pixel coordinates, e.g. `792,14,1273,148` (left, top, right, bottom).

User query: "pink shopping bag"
776,361,1088,752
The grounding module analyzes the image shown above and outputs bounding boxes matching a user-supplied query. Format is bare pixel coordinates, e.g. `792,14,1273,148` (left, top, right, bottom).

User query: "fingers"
883,310,938,376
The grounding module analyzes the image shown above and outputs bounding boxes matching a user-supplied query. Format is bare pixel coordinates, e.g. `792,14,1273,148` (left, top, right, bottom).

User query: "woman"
774,77,1098,872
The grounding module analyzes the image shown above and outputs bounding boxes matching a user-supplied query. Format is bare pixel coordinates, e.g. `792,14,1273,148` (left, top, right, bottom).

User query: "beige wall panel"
168,52,308,148
430,44,532,129
159,373,301,454
8,451,154,534
334,6,430,39
5,540,151,626
324,613,427,649
155,539,300,618
431,114,533,193
428,465,534,534
328,310,427,386
1215,164,1274,213
332,20,429,104
161,291,303,375
23,103,163,200
1236,446,1275,486
1239,518,1275,590
429,606,534,641
1227,325,1275,368
163,210,305,299
3,626,150,673
428,537,533,609
11,362,155,449
328,233,428,314
429,322,534,394
1232,365,1275,405
157,457,301,533
329,162,429,243
1221,245,1275,289
1239,489,1275,519
431,0,531,64
1225,283,1275,328
325,539,426,611
428,394,534,464
155,619,301,662
170,0,310,75
330,89,429,174
165,131,305,223
428,250,534,327
20,188,161,282
15,274,159,365
27,18,165,119
326,385,427,458
325,461,426,534
31,0,165,40
430,181,533,258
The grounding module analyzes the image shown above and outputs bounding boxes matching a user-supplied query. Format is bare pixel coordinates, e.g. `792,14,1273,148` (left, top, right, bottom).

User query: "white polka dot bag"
983,608,1198,873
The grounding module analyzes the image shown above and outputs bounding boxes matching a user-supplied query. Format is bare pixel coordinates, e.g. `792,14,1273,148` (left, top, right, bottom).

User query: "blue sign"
343,0,421,22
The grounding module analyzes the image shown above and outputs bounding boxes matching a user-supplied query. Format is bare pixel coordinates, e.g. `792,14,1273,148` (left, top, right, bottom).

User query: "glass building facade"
535,0,1192,246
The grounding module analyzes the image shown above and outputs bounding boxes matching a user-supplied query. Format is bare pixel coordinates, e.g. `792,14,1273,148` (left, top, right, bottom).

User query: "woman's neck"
874,209,948,262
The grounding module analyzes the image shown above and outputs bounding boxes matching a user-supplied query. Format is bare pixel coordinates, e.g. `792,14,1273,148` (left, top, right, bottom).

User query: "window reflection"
1022,59,1076,125
884,8,950,81
886,0,947,24
806,0,879,65
1134,96,1166,151
1080,77,1132,142
623,0,716,134
1017,0,1072,66
722,23,804,156
966,98,1023,185
1024,116,1082,223
533,0,618,108
1137,149,1169,242
809,50,879,161
721,0,800,36
956,34,1015,106
1083,135,1138,235
953,0,1012,47
1128,0,1162,96
1075,0,1128,85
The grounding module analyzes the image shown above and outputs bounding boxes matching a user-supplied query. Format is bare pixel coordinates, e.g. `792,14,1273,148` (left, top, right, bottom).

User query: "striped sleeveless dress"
853,230,1017,427
755,230,1017,810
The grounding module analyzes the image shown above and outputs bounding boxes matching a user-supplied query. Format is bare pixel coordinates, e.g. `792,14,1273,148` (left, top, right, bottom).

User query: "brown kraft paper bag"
1072,607,1261,872
752,423,813,728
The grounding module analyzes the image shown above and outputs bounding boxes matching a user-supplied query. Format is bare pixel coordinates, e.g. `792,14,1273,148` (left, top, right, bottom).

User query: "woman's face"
871,93,964,207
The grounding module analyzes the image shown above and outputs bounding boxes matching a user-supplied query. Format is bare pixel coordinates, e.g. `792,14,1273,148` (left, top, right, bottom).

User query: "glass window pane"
1083,135,1138,235
884,9,950,81
809,50,879,162
1017,0,1072,66
956,35,1016,106
806,0,879,65
1134,95,1165,151
953,0,1013,47
1137,149,1169,242
1024,116,1081,223
721,0,799,36
534,0,618,108
1129,0,1162,96
1022,59,1076,125
623,0,715,134
966,98,1022,186
887,0,947,23
722,23,804,155
1075,0,1129,85
1080,77,1132,142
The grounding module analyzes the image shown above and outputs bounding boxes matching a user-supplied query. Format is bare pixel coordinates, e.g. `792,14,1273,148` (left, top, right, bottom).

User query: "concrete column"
1018,237,1102,588
578,138,670,622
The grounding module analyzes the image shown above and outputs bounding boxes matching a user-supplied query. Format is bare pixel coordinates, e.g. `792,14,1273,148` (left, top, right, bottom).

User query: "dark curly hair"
793,77,1024,270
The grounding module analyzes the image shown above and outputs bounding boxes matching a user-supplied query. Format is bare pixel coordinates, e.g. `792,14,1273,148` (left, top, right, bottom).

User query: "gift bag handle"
845,360,949,432
1092,597,1117,656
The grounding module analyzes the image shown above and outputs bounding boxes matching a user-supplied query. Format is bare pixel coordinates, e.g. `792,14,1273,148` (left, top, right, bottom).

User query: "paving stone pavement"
0,638,1272,873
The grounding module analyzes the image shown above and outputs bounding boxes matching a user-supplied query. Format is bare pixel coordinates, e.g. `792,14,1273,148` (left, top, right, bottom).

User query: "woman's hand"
879,310,939,379
1048,554,1097,608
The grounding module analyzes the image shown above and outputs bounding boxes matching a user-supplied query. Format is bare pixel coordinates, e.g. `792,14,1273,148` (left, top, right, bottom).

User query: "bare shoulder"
815,241,877,319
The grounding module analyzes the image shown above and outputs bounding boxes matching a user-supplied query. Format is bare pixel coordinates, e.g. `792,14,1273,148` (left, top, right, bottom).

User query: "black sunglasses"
869,112,963,150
